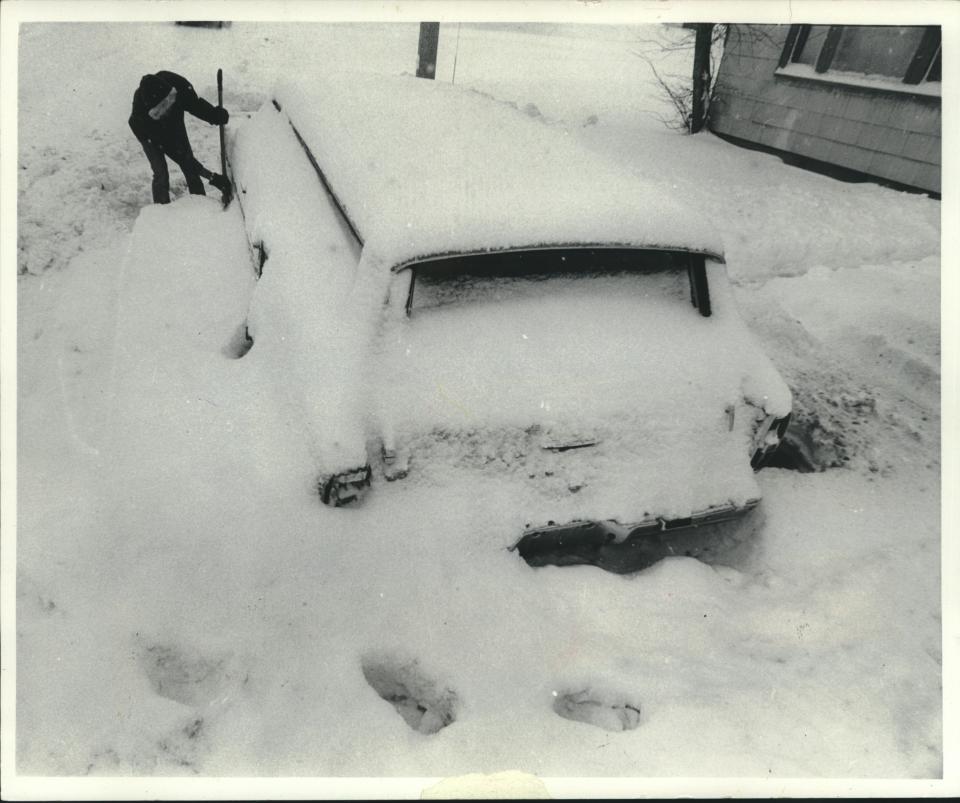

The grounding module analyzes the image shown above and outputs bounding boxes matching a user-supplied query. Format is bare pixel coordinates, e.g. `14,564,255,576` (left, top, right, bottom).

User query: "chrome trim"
515,498,760,549
392,243,727,274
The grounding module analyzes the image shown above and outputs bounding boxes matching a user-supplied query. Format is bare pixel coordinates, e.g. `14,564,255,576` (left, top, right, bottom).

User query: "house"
709,24,941,195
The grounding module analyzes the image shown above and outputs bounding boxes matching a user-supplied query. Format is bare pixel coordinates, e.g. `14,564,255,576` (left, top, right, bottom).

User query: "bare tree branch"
635,23,741,133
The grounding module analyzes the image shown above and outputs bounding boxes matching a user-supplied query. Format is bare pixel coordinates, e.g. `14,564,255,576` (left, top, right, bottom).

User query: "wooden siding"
710,25,941,194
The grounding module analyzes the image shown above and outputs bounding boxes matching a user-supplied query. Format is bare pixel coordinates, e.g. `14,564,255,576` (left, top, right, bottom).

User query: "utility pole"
416,22,440,79
690,23,715,133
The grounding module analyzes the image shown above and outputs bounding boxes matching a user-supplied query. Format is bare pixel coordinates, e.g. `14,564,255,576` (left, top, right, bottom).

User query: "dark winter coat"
129,71,222,173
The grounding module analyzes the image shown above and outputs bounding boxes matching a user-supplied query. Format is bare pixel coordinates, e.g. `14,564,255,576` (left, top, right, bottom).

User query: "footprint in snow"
553,687,642,732
138,639,244,710
361,653,459,735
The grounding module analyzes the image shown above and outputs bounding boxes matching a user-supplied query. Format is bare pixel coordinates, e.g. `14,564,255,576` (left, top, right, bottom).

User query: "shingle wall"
710,25,941,193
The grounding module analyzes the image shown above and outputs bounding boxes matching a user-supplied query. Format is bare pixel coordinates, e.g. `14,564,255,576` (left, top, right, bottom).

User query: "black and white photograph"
1,0,956,798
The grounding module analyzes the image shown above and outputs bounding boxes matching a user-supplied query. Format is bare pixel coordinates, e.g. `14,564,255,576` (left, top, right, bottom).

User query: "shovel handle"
216,68,231,207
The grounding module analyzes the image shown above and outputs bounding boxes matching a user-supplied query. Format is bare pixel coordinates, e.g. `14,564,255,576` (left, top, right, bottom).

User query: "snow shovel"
216,68,233,208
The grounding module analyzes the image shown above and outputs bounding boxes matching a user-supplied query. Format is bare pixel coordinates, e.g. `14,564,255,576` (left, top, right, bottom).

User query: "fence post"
417,22,440,79
691,23,714,133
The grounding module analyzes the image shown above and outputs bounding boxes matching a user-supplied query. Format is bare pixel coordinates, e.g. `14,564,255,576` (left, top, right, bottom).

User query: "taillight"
751,412,791,470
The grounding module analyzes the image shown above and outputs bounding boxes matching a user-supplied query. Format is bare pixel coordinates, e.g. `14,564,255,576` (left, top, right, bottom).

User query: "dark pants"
142,141,205,204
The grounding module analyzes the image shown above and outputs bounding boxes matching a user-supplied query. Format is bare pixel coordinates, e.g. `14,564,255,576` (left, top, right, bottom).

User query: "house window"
833,27,925,78
779,24,941,87
790,25,831,68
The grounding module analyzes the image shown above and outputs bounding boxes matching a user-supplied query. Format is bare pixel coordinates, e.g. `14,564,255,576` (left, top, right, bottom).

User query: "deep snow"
8,16,947,791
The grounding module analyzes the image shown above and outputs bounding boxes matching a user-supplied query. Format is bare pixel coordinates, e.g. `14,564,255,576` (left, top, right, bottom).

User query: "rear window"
406,248,711,316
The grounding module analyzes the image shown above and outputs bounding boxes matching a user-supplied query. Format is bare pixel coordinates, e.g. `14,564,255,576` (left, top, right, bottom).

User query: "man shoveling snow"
129,71,231,204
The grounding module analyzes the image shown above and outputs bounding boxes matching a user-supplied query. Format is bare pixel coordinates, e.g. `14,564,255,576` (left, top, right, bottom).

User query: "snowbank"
759,258,940,407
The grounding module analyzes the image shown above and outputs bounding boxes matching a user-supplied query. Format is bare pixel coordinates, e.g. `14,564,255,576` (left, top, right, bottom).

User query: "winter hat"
139,74,171,107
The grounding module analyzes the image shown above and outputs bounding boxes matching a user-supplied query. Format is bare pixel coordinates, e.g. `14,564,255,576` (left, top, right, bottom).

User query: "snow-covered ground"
7,17,947,792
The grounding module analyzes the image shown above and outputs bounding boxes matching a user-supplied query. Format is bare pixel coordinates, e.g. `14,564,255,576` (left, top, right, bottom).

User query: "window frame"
776,24,941,94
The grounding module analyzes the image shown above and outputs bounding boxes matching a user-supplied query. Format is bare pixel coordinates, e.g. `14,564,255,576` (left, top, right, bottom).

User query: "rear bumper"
512,498,760,571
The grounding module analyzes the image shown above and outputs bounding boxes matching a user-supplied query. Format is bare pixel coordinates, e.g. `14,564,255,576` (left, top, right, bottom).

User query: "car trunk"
372,249,763,527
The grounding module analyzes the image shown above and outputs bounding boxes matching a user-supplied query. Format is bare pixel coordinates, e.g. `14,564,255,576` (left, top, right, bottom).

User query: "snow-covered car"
229,72,792,567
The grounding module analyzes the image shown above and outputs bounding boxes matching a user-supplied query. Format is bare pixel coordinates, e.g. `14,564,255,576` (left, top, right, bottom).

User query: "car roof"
273,72,726,269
